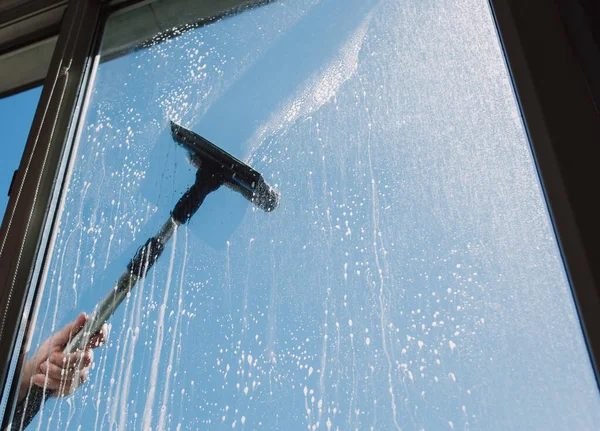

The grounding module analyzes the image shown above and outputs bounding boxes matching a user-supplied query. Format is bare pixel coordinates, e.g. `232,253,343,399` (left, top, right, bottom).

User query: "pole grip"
171,170,222,224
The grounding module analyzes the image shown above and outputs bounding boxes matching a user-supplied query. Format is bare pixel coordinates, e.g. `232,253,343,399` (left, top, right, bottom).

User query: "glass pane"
12,0,600,430
0,86,42,221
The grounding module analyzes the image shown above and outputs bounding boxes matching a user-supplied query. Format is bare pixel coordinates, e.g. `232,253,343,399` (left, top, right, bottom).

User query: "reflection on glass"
12,0,600,430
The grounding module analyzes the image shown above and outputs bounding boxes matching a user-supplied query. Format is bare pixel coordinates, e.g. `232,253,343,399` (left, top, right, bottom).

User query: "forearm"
11,386,46,430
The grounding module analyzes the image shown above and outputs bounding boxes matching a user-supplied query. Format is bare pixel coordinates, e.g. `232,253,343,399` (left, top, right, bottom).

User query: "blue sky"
8,0,600,430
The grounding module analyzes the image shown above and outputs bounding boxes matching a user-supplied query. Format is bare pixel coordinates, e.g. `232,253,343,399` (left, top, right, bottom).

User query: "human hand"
18,313,108,401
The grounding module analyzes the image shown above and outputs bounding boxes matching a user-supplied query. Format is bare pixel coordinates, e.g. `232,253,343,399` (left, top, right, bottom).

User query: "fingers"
32,367,90,395
48,313,109,352
39,362,74,382
52,312,88,347
40,350,93,380
47,349,93,370
32,349,93,397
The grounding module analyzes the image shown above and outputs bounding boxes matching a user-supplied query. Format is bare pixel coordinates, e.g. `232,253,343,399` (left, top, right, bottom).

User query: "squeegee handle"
64,216,178,353
12,217,178,430
64,173,220,353
13,167,223,429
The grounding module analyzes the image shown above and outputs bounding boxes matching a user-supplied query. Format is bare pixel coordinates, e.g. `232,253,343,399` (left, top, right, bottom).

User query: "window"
0,87,42,220
6,0,600,430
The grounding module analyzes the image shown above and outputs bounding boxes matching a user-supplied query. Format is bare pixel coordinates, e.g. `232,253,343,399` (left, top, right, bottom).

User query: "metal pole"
64,217,179,353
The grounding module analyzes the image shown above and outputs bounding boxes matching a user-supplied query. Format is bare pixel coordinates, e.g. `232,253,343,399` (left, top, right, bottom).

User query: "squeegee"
15,122,280,428
67,122,280,351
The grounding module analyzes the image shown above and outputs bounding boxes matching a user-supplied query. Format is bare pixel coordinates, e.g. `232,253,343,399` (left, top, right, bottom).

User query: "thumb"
52,312,87,347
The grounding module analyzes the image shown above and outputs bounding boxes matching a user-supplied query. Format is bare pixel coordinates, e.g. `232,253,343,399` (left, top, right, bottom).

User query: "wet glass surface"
14,0,600,430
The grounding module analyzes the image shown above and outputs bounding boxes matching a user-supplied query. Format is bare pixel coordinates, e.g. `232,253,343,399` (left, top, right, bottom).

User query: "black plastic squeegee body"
170,121,280,212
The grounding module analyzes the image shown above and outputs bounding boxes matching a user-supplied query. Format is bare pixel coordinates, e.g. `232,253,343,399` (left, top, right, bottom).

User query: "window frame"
0,0,598,426
488,0,600,376
0,0,105,424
